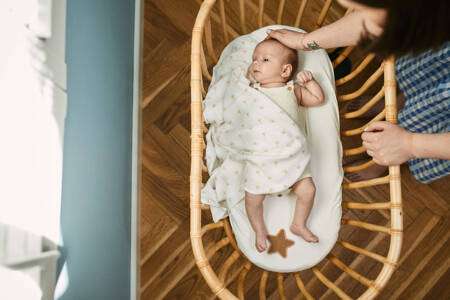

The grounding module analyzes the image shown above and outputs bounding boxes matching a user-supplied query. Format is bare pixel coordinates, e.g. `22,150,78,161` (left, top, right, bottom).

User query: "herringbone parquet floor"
140,0,450,299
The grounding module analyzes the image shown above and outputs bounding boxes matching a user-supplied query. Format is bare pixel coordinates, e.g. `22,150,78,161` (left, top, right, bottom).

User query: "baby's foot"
290,224,319,243
255,230,268,252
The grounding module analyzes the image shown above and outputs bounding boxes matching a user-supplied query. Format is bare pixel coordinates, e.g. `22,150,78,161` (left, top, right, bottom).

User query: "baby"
246,38,325,252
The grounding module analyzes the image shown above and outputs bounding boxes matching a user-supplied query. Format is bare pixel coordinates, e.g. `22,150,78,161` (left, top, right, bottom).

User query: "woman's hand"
361,121,414,166
265,29,307,50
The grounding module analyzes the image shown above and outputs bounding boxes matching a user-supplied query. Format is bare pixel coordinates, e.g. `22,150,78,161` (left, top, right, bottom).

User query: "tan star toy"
267,229,295,258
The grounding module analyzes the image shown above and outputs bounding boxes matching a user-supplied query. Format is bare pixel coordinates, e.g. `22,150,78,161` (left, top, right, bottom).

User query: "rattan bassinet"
190,0,403,299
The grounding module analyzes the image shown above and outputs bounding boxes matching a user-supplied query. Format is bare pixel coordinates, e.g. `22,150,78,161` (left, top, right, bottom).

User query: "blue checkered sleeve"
395,42,450,183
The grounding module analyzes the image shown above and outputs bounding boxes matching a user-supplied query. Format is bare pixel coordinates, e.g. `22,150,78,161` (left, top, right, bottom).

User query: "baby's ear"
281,64,293,79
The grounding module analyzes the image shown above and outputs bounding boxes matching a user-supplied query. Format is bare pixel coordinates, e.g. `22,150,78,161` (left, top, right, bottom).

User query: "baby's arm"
294,70,325,107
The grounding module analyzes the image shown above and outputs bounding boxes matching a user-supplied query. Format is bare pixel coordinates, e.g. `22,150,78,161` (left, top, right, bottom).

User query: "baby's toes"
259,241,268,252
305,230,319,243
255,236,268,252
309,233,319,243
256,242,262,252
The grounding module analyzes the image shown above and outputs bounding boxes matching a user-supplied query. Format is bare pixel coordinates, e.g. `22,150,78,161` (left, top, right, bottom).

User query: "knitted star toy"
267,229,295,258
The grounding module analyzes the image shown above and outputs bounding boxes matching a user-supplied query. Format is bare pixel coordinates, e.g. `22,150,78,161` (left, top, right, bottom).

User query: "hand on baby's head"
296,70,314,84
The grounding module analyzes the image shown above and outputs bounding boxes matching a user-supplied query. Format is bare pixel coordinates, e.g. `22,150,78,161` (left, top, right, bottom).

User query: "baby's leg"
245,191,268,252
290,177,319,243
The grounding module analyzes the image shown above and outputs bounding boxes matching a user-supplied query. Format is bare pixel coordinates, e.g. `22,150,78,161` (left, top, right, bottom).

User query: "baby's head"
248,39,298,85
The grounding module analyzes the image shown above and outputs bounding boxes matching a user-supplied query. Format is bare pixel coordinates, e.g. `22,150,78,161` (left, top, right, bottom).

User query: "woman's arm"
266,11,367,50
411,132,450,160
361,121,450,165
302,11,367,50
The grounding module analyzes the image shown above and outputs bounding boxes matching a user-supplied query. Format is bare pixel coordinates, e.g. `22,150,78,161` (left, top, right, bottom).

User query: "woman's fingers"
361,122,414,165
366,150,375,157
372,157,384,165
265,29,306,50
362,140,372,148
361,121,389,142
364,121,390,132
361,131,377,143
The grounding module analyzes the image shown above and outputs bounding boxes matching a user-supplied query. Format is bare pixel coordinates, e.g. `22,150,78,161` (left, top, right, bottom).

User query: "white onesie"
253,80,312,180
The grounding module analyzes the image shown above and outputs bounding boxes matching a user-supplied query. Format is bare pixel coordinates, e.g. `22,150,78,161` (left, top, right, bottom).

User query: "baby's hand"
246,66,256,84
296,70,314,84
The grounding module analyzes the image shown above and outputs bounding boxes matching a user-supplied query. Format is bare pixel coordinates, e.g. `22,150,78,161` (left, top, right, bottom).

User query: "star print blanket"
201,25,343,272
201,66,311,222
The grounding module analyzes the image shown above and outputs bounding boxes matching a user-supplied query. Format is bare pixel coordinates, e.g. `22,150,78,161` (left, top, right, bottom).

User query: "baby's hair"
285,48,298,81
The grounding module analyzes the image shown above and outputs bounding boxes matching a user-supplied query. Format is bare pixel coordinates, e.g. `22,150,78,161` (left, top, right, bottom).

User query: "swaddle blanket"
202,62,311,222
201,25,343,272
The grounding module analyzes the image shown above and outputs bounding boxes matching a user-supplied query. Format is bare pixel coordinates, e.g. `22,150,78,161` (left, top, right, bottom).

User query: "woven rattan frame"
190,1,403,299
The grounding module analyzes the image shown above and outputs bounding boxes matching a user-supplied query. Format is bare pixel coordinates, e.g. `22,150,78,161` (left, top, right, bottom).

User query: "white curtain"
0,0,66,245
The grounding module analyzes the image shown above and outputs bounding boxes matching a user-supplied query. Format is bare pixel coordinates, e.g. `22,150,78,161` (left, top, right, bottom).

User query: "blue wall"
59,0,135,299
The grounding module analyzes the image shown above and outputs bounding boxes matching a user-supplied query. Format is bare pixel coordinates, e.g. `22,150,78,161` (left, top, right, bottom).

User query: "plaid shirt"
395,42,450,183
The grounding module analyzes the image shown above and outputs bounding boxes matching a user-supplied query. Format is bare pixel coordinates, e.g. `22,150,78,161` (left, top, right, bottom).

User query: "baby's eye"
263,58,269,62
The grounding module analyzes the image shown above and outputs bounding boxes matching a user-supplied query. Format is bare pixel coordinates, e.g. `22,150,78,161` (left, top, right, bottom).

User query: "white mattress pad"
201,25,343,272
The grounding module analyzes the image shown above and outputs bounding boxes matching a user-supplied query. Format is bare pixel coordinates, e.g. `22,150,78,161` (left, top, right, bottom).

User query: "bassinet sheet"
201,25,343,272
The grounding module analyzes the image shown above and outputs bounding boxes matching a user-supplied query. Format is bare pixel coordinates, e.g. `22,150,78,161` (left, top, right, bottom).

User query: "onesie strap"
253,82,261,90
286,80,294,91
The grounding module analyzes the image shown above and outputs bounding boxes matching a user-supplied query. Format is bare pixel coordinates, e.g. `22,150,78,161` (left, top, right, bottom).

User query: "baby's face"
248,40,292,84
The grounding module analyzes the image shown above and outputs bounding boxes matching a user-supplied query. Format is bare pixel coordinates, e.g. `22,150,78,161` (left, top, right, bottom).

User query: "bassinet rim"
190,0,403,299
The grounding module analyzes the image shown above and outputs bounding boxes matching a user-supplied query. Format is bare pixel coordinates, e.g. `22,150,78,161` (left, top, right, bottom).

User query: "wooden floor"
140,0,450,299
